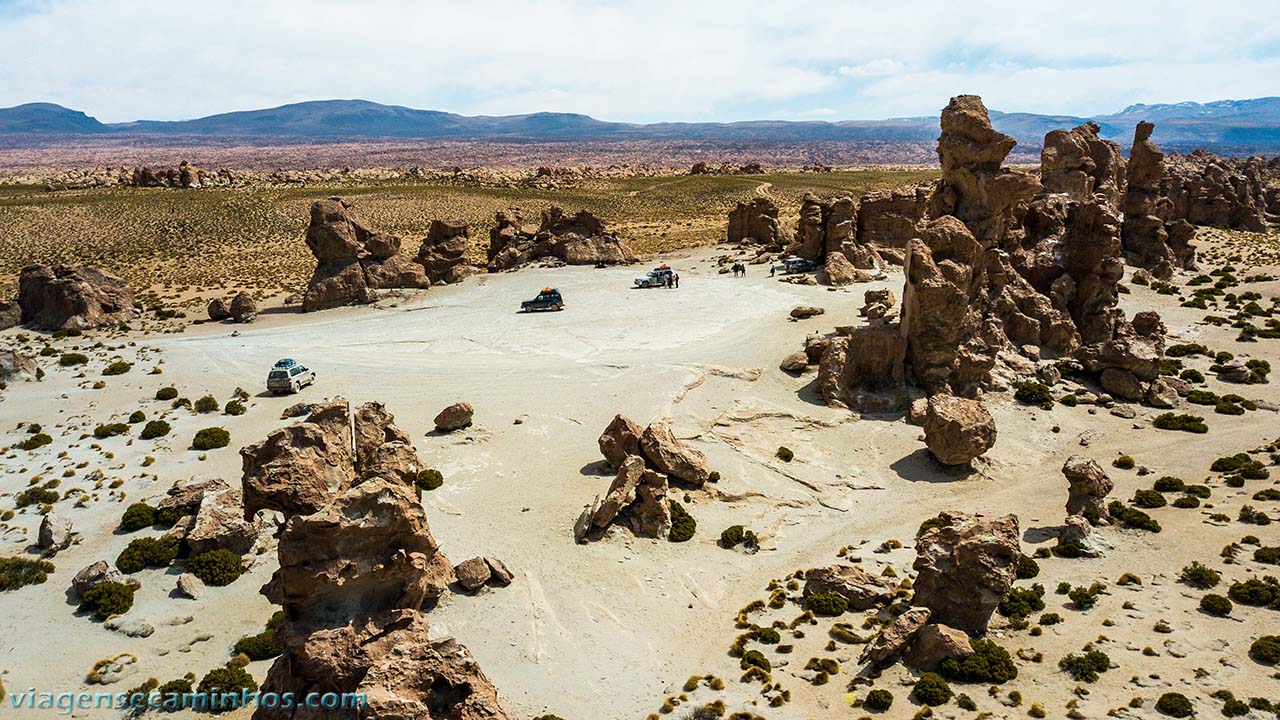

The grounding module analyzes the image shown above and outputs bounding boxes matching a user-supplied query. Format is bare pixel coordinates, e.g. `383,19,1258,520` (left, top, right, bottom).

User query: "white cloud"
0,0,1276,123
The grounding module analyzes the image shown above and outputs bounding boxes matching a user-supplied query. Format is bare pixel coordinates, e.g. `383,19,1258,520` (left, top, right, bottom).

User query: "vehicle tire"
555,303,564,311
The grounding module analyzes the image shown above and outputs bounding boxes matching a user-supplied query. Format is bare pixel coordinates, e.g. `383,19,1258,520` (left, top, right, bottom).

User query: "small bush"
1152,413,1208,433
1254,547,1280,565
939,639,1017,683
233,629,282,661
155,387,178,400
1178,561,1220,589
1153,476,1185,492
79,581,135,620
998,584,1045,618
1228,577,1280,606
14,486,59,507
1016,554,1040,579
193,395,219,413
196,666,257,705
669,501,697,542
739,650,770,672
59,353,88,367
116,536,180,574
912,673,952,706
1132,489,1166,508
1014,381,1053,405
94,423,130,439
140,420,171,440
1156,693,1194,718
1172,495,1201,509
224,400,246,416
1108,501,1162,532
1199,593,1232,616
719,525,758,550
1058,649,1111,682
192,427,231,450
806,592,848,617
1112,454,1136,470
127,410,145,424
1250,635,1280,664
1068,585,1100,610
416,469,443,491
0,555,56,591
775,446,794,462
102,361,132,376
864,689,893,712
17,433,52,451
188,549,242,586
119,503,158,532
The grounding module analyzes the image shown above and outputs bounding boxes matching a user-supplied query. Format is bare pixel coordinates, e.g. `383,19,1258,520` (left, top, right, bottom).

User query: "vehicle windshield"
268,370,287,379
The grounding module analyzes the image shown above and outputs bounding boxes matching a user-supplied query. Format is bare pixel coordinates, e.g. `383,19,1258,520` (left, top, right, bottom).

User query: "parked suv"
634,266,674,288
521,287,565,312
267,359,315,395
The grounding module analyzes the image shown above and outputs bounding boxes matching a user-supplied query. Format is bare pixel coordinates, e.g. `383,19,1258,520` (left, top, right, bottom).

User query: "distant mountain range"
3,98,1279,152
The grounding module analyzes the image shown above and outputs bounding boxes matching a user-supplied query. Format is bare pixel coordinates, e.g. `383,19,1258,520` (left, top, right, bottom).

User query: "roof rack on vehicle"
274,358,297,369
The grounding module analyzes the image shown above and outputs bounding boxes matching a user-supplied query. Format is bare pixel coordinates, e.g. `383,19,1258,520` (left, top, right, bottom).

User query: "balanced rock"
241,398,355,519
1062,455,1113,520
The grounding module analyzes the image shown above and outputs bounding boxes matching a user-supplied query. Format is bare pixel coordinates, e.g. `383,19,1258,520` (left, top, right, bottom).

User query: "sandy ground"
2,241,1279,720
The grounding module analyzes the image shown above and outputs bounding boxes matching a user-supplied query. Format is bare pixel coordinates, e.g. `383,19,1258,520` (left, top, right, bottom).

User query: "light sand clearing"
2,242,1279,719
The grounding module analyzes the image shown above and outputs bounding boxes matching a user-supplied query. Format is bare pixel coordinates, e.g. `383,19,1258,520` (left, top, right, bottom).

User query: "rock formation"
416,219,479,284
487,207,636,271
0,349,37,383
433,402,474,432
1121,122,1196,278
1040,122,1125,205
38,513,74,555
787,193,882,273
302,197,430,312
229,292,257,323
727,197,782,246
922,394,996,466
802,565,893,610
1062,456,1113,520
1163,151,1271,232
912,511,1020,633
856,185,933,264
16,264,136,330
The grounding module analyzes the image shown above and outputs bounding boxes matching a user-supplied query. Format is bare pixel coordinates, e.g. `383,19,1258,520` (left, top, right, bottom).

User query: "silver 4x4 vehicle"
267,359,315,395
634,267,674,288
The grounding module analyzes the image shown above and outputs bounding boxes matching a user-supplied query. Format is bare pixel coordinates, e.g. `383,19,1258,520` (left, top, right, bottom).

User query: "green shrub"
1199,593,1232,616
192,427,230,450
1251,635,1280,664
140,420,171,440
94,423,130,439
233,629,282,661
127,410,145,424
1179,561,1220,589
1255,547,1280,565
1239,505,1273,526
59,353,88,367
1152,413,1208,433
1223,698,1250,717
998,584,1045,618
1132,489,1166,508
1166,343,1209,357
14,486,59,507
1156,693,1194,718
720,525,758,550
1153,476,1185,492
155,387,178,400
1057,649,1111,682
1014,381,1053,405
1228,577,1280,606
116,536,180,574
102,361,132,376
806,592,848,617
196,666,257,706
669,501,696,542
224,400,246,416
1180,368,1205,383
1172,495,1201,509
1058,394,1079,407
188,549,242,586
193,395,219,413
1254,489,1280,501
912,673,952,706
119,503,159,532
1187,389,1220,405
1038,612,1061,625
1068,585,1099,610
1108,501,1162,532
17,433,52,451
864,689,893,712
1112,454,1136,470
0,555,56,591
775,446,794,462
1016,554,1040,580
739,650,770,672
79,581,135,620
917,514,946,536
939,639,1017,683
416,469,443,491
1185,484,1212,498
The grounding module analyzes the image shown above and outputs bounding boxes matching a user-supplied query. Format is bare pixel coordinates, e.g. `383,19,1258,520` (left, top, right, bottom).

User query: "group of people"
730,262,748,277
664,272,680,288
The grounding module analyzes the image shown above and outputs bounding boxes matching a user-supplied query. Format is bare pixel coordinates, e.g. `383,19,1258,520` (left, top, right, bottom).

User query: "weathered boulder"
902,623,974,671
434,402,474,432
353,401,423,486
0,349,37,382
802,565,893,611
861,607,931,665
175,573,204,599
240,398,355,519
779,351,810,373
0,300,20,330
488,207,636,271
922,395,996,466
912,511,1020,633
1040,122,1125,205
1100,367,1144,401
856,184,932,257
229,292,257,323
727,197,782,246
1056,514,1110,558
72,560,125,597
1121,122,1181,278
598,414,644,469
17,264,136,330
790,305,825,319
416,219,478,284
640,422,710,487
38,513,74,555
815,324,907,413
1062,456,1113,520
821,253,857,286
302,198,430,312
207,298,231,321
184,483,258,556
454,557,492,592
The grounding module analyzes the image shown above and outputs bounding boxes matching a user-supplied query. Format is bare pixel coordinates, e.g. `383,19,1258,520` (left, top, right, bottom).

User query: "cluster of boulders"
690,161,764,175
418,219,482,285
860,511,1020,669
206,291,258,323
787,95,1190,466
488,206,636,271
128,162,232,189
1163,150,1276,231
0,264,137,331
301,198,432,312
574,415,711,543
239,398,509,720
727,197,782,247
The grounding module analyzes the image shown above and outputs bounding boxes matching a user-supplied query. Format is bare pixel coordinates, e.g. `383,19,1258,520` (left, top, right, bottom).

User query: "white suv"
267,359,315,395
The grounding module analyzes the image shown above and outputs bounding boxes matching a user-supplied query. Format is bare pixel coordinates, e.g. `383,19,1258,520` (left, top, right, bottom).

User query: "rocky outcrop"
1040,122,1125,205
576,455,672,542
802,565,893,611
922,394,996,466
488,207,636,271
16,264,136,330
912,511,1020,633
1163,151,1270,232
860,607,931,665
128,161,221,189
902,623,974,671
241,399,355,519
302,198,429,312
353,402,425,486
454,557,513,592
789,194,882,274
815,324,906,413
416,219,479,284
0,349,37,382
1121,122,1196,278
727,197,782,246
856,184,933,262
1062,456,1113,520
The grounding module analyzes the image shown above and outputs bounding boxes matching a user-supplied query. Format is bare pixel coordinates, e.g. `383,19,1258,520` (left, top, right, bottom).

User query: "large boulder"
1062,456,1113,520
0,300,19,330
860,607,931,665
353,401,423,486
240,398,355,519
17,264,136,330
38,513,74,555
183,482,258,556
229,292,257,323
922,394,996,466
302,198,429,312
433,402,474,432
912,511,1020,633
640,422,710,487
902,623,974,671
0,350,37,383
816,324,908,413
72,560,125,597
598,414,644,469
802,565,893,611
207,298,231,321
727,197,782,246
1040,122,1125,205
416,219,478,284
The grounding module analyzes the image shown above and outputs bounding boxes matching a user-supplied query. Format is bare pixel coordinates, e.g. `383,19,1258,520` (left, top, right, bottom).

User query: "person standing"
674,273,680,288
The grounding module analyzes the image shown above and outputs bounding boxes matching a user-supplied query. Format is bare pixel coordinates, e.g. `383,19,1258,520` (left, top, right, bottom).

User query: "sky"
2,0,1278,124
